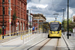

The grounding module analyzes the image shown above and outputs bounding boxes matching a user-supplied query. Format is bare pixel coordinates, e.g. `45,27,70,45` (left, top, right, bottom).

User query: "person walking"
32,26,35,34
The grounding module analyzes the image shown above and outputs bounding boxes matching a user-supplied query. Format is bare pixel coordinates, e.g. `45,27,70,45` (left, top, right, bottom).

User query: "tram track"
56,38,59,50
27,38,51,50
27,37,71,50
39,38,60,50
38,39,51,50
27,38,61,50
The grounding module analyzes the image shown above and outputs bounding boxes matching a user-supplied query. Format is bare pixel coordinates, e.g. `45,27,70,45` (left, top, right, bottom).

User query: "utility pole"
67,0,69,39
2,0,5,39
30,9,31,32
62,8,64,35
9,0,11,39
39,14,40,33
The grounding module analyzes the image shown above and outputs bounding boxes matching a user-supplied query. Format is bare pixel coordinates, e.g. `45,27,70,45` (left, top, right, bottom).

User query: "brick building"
73,16,75,22
0,0,27,34
32,14,46,28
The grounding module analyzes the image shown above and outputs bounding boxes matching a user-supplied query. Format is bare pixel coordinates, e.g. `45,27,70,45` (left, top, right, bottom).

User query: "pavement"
0,31,47,50
0,36,20,43
62,32,75,49
0,33,33,50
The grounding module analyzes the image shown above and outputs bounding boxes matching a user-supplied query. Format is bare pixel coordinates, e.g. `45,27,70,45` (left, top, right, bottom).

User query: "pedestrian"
32,26,35,34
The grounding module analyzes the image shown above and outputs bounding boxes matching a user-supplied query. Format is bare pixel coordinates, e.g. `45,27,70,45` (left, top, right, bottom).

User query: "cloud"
36,4,48,8
27,0,31,3
27,0,75,22
27,3,48,9
69,0,75,8
46,17,55,22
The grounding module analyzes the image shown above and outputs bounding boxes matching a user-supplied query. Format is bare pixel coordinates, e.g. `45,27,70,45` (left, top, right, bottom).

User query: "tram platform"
0,32,47,50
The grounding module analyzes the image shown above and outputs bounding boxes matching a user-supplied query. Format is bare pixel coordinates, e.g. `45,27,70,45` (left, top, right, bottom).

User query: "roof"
49,21,61,24
32,14,46,20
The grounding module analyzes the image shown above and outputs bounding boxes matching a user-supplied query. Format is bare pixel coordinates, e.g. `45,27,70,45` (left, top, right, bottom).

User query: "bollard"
21,35,23,40
0,34,2,39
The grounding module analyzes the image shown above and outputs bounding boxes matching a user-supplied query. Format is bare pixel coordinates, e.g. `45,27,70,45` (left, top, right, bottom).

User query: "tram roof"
49,21,61,24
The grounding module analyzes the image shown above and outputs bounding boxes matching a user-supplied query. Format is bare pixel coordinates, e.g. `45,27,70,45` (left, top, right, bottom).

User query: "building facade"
0,0,27,34
73,16,75,22
32,14,46,28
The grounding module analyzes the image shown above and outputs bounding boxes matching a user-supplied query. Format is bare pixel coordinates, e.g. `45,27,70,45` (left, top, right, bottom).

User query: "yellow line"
24,34,33,39
0,29,33,40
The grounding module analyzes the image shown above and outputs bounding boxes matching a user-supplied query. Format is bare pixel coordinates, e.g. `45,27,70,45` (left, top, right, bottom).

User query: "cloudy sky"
27,0,75,22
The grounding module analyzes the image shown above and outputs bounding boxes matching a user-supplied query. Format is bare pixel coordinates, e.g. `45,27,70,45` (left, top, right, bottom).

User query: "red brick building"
73,16,75,22
0,0,27,34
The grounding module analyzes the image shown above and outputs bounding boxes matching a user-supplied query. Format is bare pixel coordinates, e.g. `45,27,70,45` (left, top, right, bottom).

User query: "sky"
27,0,75,22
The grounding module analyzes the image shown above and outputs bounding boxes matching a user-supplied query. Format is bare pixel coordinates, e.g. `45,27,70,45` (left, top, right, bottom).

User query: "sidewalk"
0,36,20,43
62,32,75,49
0,33,33,50
0,31,45,50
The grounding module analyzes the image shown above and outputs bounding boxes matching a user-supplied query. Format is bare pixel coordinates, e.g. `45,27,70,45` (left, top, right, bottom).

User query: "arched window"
23,23,25,30
17,21,19,31
20,22,22,30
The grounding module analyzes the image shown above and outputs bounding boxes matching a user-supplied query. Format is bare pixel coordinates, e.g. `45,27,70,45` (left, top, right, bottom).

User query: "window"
8,0,10,3
8,8,10,15
3,0,5,3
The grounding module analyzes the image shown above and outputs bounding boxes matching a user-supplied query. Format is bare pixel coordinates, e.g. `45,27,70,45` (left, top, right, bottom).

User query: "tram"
48,21,62,38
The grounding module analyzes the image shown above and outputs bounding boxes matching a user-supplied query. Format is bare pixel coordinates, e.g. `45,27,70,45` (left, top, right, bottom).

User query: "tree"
62,18,73,32
62,19,67,31
69,22,75,28
12,12,17,33
13,12,17,20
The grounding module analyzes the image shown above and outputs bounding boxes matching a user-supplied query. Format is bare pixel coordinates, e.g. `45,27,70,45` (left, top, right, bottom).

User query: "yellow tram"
48,21,62,38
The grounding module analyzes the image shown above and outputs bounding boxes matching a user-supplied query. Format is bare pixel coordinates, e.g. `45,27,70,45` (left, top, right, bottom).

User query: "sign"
9,19,11,24
51,22,59,24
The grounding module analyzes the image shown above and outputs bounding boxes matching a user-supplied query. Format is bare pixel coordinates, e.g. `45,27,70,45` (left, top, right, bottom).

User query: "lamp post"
9,0,11,39
62,8,64,34
2,0,5,39
62,8,64,21
67,0,69,39
30,9,32,32
37,13,41,33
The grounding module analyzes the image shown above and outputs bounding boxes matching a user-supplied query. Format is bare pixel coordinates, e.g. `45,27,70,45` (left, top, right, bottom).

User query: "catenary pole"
67,0,69,39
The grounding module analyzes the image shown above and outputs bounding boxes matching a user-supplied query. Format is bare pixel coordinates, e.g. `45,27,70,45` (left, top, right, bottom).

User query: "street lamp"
62,8,64,21
30,9,32,32
39,14,41,33
2,0,5,39
9,0,11,39
62,8,65,34
67,0,69,39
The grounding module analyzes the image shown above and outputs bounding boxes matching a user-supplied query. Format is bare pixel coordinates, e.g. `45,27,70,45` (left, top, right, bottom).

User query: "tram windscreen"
50,22,60,31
